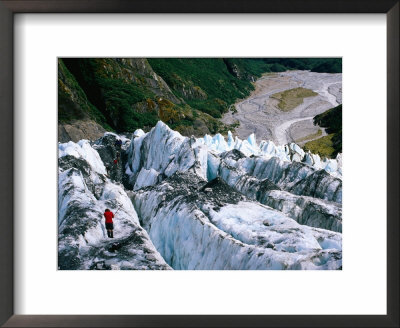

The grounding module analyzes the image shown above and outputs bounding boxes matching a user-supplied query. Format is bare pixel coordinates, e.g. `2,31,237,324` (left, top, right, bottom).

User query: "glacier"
58,121,342,270
133,172,341,270
58,143,171,270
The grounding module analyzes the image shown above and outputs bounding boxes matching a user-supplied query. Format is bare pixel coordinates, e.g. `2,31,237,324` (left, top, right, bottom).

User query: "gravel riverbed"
221,70,342,145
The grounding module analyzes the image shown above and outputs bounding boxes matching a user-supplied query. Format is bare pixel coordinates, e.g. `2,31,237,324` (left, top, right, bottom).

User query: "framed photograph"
1,1,398,327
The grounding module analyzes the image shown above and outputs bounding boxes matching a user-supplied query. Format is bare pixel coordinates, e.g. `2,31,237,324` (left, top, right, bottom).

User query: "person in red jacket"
104,209,114,238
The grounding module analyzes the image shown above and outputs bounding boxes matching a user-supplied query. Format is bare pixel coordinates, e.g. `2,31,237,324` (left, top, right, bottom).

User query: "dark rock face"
92,133,131,189
165,173,246,208
174,118,211,138
58,59,108,142
220,149,248,161
58,120,106,143
58,59,91,123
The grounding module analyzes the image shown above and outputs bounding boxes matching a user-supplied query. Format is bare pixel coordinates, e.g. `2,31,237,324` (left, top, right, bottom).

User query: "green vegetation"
58,59,112,130
271,87,318,111
314,104,342,134
59,58,229,135
304,134,336,158
149,58,341,118
295,129,322,143
61,58,160,132
262,58,342,73
98,78,158,131
311,60,342,73
58,57,341,137
305,104,342,158
223,58,272,78
148,58,257,118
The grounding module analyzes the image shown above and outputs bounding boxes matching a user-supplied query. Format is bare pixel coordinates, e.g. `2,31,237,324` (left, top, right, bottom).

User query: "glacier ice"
59,140,106,175
134,168,160,191
58,141,171,270
59,121,342,270
126,121,341,187
133,172,341,270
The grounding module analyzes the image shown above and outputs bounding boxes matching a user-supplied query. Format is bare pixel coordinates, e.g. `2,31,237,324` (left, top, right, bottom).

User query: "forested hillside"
263,58,342,73
58,57,341,142
304,105,342,157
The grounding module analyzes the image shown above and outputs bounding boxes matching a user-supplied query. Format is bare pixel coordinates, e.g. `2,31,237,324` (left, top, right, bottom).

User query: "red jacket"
104,211,114,223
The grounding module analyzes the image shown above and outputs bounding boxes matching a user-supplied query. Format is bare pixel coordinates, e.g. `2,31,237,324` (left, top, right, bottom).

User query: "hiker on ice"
104,208,114,238
114,139,122,150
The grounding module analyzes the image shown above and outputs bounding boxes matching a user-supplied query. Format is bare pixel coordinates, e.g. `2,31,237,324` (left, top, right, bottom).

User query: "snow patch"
59,140,106,175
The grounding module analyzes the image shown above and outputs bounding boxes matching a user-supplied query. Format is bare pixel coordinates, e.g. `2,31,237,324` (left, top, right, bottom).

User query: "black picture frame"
0,1,398,327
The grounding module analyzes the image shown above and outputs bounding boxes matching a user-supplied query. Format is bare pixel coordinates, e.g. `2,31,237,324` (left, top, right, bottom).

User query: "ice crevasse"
126,121,342,203
125,122,342,269
58,139,171,270
58,121,342,270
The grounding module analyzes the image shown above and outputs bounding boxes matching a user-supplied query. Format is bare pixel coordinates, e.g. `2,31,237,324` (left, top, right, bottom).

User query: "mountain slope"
58,59,110,142
58,58,342,142
147,58,258,118
304,105,342,157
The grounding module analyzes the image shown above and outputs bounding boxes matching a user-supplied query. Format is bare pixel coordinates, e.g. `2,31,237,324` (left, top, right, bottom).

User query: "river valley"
222,70,342,145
